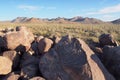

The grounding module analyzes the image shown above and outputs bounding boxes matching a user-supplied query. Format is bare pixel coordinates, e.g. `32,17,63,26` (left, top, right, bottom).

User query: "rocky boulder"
3,72,20,80
0,56,12,75
3,26,34,52
38,38,53,54
99,34,118,47
20,52,40,79
2,50,20,70
39,35,115,80
103,46,120,80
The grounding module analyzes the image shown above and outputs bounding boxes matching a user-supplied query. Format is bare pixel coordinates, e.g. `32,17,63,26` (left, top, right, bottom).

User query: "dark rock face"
0,56,12,75
99,34,118,47
0,36,6,53
103,46,120,80
3,26,34,52
20,52,40,79
38,38,53,54
39,36,115,80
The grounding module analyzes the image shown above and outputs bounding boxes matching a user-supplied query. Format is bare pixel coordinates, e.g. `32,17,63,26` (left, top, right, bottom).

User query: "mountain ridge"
2,16,120,24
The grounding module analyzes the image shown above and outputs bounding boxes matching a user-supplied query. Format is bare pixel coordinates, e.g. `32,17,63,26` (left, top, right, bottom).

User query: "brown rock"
52,35,61,45
4,26,34,52
0,56,12,75
35,36,44,43
99,34,118,47
89,45,103,61
3,72,20,80
103,46,120,80
39,35,115,80
38,38,53,54
29,77,45,80
2,50,20,69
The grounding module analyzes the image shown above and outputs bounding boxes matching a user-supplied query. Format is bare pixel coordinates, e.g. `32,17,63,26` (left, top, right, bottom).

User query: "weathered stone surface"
0,36,6,53
103,46,120,80
3,72,20,80
29,76,45,80
2,50,20,69
34,36,44,43
20,52,39,79
4,26,34,52
0,36,6,47
52,35,61,45
0,56,12,75
38,38,53,54
39,35,115,80
99,34,118,47
89,45,103,61
31,42,39,55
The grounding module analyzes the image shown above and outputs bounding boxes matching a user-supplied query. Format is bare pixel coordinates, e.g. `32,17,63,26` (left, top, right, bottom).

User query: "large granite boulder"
39,35,115,80
3,26,34,52
38,38,53,54
99,34,118,47
103,46,120,80
20,52,40,79
0,56,12,75
2,50,20,69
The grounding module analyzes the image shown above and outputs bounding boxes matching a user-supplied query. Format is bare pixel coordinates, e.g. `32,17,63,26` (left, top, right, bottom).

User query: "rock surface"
20,52,39,79
3,72,20,80
38,38,53,54
99,34,118,47
3,26,34,52
29,77,45,80
0,56,12,75
103,46,120,80
2,50,20,69
39,35,115,80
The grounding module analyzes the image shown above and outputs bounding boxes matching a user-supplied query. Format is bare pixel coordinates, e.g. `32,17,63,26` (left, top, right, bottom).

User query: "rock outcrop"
39,36,115,80
103,46,120,80
4,26,34,52
99,34,118,47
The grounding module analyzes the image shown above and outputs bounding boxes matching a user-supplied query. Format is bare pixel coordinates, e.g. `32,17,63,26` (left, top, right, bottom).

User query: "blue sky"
0,0,120,21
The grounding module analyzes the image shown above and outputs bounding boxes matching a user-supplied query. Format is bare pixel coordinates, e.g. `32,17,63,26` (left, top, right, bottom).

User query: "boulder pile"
0,26,119,80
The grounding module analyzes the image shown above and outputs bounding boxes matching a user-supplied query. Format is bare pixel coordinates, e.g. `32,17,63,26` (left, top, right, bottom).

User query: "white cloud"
18,5,56,11
88,4,120,14
18,5,40,11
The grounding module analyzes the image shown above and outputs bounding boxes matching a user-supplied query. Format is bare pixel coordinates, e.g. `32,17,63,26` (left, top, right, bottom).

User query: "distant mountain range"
4,16,120,24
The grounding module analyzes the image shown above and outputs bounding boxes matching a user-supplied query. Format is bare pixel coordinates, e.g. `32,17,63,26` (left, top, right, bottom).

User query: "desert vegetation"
0,22,120,43
0,22,120,80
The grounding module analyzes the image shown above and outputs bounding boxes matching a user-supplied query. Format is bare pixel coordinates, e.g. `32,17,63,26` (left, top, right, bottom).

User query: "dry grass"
0,22,120,43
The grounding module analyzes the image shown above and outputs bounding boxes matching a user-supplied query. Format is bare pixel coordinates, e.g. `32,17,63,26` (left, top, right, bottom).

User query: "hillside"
11,17,28,23
69,16,104,24
111,18,120,24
